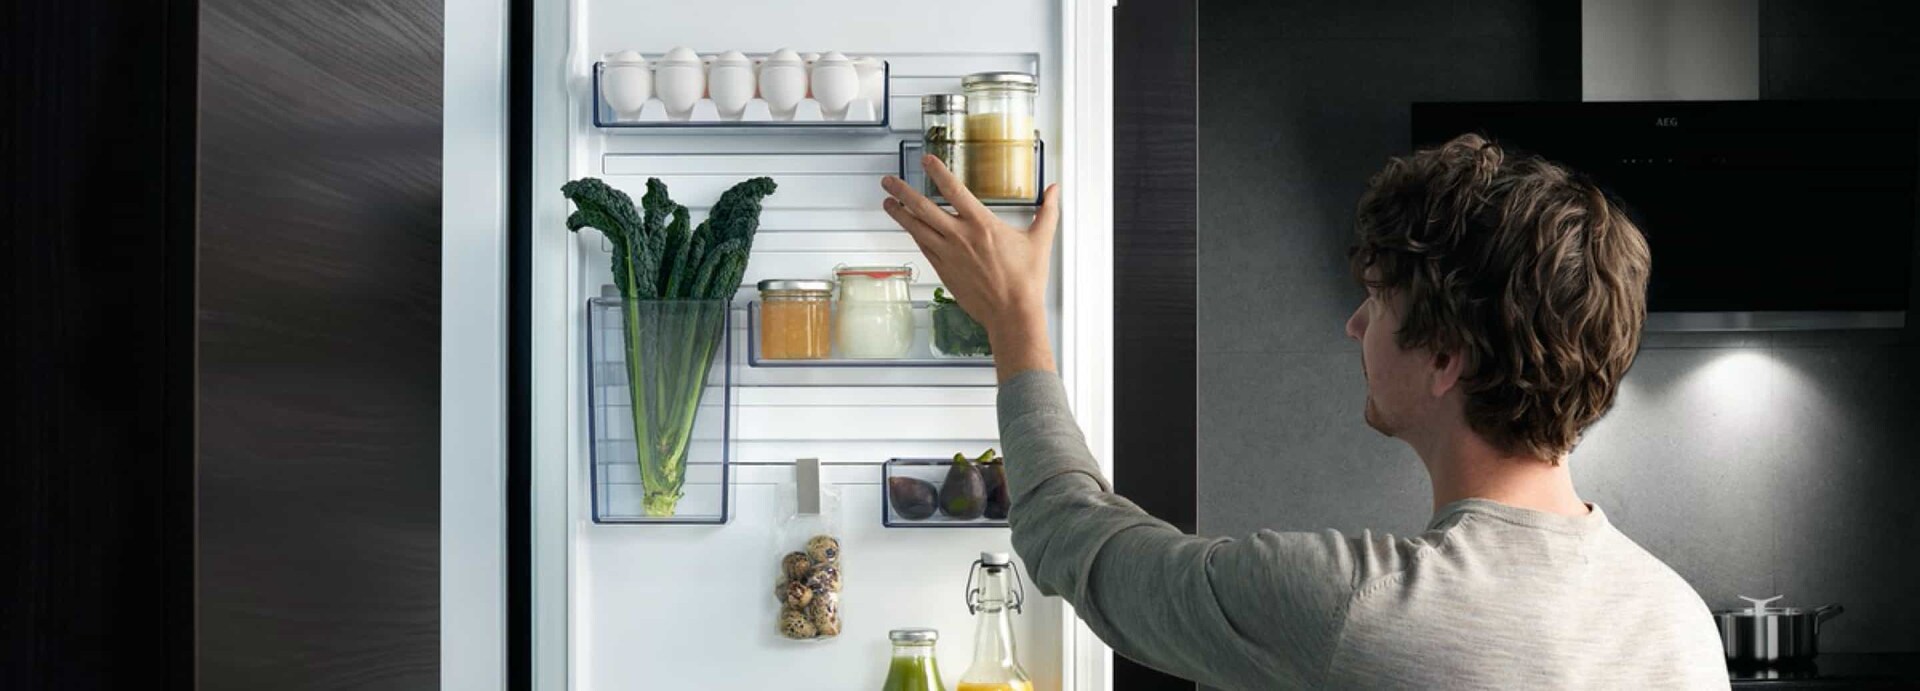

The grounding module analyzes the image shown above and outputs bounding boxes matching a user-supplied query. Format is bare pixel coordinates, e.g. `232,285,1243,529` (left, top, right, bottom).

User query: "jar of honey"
757,279,834,360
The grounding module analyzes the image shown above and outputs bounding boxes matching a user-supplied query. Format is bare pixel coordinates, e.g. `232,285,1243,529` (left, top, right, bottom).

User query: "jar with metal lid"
833,265,914,359
757,279,834,360
921,94,967,196
961,72,1038,202
881,628,945,691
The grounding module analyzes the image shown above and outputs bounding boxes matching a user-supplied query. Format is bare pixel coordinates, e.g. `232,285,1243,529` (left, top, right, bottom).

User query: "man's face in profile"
1345,277,1428,439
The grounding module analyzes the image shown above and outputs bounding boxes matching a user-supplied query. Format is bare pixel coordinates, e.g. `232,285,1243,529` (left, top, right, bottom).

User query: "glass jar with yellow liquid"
956,552,1033,691
960,72,1038,204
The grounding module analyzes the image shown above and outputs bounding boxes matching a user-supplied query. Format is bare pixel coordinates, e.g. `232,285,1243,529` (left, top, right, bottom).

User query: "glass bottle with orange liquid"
955,552,1033,691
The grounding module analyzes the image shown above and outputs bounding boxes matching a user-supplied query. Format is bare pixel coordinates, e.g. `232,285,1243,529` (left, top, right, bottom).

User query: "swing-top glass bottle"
956,552,1032,691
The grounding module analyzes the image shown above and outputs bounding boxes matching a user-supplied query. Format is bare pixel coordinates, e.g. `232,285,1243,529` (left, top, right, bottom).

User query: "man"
879,133,1728,690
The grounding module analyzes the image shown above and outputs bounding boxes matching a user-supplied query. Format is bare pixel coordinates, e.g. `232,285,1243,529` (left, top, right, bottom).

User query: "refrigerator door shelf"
899,138,1046,207
593,60,891,133
746,301,995,370
586,298,735,524
881,457,1012,528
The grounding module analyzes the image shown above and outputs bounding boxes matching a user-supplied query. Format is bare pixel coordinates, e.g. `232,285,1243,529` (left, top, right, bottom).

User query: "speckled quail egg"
781,551,813,581
805,535,840,564
778,608,816,639
806,563,842,594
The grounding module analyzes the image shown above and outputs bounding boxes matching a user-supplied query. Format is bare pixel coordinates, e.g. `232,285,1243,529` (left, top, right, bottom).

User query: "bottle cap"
982,552,1012,567
889,628,939,643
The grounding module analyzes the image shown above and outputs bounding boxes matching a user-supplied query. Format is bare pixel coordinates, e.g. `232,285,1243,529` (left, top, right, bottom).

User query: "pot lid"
1711,595,1833,617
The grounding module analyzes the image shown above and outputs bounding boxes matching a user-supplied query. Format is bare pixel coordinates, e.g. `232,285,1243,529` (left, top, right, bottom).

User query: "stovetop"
1729,653,1920,689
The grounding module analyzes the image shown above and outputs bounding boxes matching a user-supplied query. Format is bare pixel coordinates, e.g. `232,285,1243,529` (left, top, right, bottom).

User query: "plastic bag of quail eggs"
772,483,844,641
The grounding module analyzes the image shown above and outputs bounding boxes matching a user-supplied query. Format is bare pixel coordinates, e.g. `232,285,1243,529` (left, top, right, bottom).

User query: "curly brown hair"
1349,133,1651,462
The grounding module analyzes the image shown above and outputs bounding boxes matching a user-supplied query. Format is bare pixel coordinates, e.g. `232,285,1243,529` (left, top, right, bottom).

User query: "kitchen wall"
1197,0,1920,656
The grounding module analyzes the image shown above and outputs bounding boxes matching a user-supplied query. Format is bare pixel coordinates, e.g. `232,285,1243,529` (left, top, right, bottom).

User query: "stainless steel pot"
1712,596,1844,665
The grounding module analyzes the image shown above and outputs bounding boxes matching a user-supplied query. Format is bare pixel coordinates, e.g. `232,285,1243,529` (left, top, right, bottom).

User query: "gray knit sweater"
998,371,1729,690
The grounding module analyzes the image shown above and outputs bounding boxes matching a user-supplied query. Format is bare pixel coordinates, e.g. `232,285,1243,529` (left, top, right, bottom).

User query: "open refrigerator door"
526,0,1115,688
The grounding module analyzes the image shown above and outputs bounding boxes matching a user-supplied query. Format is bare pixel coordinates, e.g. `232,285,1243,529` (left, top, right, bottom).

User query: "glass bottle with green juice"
881,628,946,691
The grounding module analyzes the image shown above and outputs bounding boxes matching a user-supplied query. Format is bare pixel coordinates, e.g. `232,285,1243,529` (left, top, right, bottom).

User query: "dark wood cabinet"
4,0,442,686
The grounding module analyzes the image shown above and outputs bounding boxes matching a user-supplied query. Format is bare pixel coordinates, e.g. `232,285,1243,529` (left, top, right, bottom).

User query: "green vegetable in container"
930,287,993,357
563,175,776,517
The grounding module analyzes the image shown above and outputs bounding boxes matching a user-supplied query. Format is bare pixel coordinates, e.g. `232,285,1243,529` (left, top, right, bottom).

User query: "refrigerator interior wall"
552,1,1069,687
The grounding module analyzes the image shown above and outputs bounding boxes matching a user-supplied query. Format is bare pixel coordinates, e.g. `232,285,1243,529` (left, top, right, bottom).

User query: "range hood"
1411,100,1918,332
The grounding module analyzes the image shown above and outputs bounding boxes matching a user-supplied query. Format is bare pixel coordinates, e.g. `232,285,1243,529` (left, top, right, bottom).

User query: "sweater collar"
1428,497,1608,536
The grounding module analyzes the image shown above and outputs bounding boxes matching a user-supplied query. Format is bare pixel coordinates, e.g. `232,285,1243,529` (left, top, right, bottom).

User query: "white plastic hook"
795,458,821,516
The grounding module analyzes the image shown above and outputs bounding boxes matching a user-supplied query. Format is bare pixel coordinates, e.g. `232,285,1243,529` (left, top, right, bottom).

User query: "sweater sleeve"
997,371,1361,690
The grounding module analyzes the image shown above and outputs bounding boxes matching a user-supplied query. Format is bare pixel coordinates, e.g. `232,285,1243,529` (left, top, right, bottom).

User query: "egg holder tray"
593,59,890,132
898,138,1046,207
882,458,1010,528
745,301,994,368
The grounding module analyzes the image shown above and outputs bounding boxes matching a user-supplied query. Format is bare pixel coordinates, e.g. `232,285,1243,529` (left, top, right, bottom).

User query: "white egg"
653,62,705,119
600,58,652,117
707,51,756,119
809,52,859,120
758,62,806,119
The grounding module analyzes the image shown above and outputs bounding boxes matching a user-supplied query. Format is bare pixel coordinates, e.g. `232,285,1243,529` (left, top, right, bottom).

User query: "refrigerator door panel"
579,464,1062,690
531,0,1110,687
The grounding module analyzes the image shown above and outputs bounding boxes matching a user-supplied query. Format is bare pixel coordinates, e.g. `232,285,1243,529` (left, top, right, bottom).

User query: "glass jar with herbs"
921,94,966,197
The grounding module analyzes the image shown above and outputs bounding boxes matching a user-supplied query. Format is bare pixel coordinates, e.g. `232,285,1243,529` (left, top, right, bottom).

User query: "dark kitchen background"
1198,2,1920,676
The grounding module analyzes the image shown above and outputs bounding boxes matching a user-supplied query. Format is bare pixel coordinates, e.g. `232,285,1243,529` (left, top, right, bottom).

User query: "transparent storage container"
834,265,915,359
962,72,1039,202
900,139,1045,206
882,458,1011,528
591,57,890,132
747,302,994,368
929,292,992,359
587,298,733,524
921,94,967,197
756,279,834,360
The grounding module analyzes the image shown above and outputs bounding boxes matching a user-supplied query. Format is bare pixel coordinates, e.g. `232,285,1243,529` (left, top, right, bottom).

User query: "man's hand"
880,155,1061,381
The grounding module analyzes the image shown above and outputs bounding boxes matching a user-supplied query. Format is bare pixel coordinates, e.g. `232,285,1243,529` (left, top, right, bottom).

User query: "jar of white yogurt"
833,265,914,358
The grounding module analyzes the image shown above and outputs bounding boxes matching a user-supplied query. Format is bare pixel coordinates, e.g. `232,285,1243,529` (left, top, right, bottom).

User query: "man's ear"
1429,348,1466,398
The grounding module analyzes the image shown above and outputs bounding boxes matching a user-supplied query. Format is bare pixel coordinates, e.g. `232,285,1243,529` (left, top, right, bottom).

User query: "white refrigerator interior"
527,0,1115,688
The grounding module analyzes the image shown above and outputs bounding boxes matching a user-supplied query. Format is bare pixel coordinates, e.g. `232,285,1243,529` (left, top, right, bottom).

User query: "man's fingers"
883,197,947,262
923,154,991,220
1029,183,1062,246
882,175,959,233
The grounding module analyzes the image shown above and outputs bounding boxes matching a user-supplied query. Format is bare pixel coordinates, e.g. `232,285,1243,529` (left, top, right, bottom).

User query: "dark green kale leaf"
931,288,992,356
657,205,692,298
689,238,747,300
562,178,658,299
700,177,777,299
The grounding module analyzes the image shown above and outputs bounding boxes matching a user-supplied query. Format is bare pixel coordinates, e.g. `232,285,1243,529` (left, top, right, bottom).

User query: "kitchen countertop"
1729,653,1920,689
